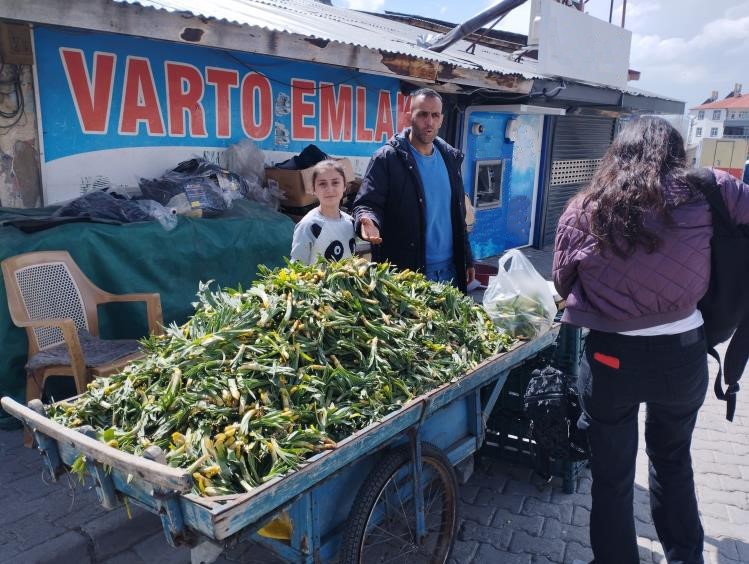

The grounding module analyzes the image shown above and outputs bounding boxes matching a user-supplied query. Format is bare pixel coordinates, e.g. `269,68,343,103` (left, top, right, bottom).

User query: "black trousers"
578,328,708,564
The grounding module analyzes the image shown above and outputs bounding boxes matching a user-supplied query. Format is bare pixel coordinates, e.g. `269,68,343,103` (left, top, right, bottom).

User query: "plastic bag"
55,190,151,223
222,139,266,186
222,140,283,211
138,158,250,216
179,178,228,217
482,249,557,340
134,199,178,231
138,176,184,205
246,179,284,211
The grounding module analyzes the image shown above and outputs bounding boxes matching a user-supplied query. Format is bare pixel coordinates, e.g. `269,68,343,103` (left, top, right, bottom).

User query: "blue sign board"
33,26,410,201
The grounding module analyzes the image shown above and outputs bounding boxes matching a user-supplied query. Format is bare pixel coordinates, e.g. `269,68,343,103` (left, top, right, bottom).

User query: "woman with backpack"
553,117,749,563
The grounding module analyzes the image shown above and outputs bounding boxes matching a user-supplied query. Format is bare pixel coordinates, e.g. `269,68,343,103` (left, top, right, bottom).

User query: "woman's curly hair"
579,116,691,257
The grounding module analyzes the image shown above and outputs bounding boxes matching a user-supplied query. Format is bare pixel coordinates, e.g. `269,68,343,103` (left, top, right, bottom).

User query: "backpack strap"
687,168,743,421
709,346,740,421
721,317,749,421
688,168,737,234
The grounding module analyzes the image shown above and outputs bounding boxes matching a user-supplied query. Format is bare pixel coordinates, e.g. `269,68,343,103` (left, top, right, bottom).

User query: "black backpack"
687,168,749,421
523,366,588,463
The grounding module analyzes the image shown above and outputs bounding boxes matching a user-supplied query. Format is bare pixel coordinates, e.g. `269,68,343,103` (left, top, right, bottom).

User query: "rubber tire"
339,442,459,564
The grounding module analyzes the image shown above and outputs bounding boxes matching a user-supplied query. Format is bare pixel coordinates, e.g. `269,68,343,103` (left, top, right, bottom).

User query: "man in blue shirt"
353,88,474,292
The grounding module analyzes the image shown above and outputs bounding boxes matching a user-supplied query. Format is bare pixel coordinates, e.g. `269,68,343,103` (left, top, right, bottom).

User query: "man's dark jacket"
353,129,473,292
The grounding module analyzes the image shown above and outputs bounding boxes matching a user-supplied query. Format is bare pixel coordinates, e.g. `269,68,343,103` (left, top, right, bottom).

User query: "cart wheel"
340,443,458,564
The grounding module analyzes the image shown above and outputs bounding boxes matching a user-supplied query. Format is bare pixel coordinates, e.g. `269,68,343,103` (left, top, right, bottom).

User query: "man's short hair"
410,88,442,103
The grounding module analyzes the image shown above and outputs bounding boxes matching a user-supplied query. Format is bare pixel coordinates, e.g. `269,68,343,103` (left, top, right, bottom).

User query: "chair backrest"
2,251,94,353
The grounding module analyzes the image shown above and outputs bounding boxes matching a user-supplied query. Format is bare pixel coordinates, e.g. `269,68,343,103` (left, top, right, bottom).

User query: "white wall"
689,108,724,144
0,64,42,207
529,0,631,89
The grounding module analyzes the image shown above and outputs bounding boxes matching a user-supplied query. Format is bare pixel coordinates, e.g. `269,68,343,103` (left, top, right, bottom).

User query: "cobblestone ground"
1,344,747,564
452,345,749,564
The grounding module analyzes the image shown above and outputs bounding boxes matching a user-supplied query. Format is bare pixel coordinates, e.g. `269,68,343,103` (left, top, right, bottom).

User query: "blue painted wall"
463,111,543,259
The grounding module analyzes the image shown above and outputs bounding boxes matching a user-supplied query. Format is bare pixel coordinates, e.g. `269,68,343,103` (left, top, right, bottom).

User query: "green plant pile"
49,258,513,496
488,295,551,340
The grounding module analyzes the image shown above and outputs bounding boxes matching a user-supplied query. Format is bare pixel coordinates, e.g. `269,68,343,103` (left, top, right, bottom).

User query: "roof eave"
531,78,685,114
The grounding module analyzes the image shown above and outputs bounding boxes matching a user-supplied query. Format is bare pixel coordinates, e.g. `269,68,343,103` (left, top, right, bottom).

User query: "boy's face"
314,168,346,206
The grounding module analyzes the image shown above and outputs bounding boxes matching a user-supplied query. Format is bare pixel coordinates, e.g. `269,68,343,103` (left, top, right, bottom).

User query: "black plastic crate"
483,329,589,493
496,367,533,413
490,347,556,416
484,413,535,464
484,413,586,494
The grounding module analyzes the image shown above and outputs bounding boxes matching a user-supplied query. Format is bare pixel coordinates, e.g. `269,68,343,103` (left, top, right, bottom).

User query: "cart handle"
0,396,193,493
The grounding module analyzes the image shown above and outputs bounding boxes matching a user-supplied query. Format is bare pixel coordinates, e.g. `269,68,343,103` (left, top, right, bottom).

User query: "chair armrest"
18,318,87,388
97,292,164,335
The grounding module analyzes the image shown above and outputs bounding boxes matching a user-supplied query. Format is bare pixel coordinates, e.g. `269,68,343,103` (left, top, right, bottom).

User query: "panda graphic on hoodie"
290,208,356,264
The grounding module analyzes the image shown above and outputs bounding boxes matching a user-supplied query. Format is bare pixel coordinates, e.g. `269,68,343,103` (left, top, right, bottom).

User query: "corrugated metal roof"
616,85,681,104
114,0,541,79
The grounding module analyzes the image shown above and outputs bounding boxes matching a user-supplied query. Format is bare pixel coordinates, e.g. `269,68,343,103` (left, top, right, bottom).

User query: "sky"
331,0,749,112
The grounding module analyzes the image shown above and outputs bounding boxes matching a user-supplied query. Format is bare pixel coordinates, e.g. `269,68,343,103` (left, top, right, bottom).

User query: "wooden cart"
1,326,559,564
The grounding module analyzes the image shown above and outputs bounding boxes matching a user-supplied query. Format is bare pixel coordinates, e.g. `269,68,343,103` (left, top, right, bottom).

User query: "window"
697,111,705,120
696,127,702,137
740,112,749,119
473,160,503,209
712,110,722,120
730,112,737,119
710,127,719,137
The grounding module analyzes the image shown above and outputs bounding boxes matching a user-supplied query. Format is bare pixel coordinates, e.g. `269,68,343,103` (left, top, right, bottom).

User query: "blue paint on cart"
2,326,560,563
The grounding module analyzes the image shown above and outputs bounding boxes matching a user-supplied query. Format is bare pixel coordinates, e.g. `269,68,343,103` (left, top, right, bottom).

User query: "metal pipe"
427,0,529,53
609,0,614,22
621,0,627,27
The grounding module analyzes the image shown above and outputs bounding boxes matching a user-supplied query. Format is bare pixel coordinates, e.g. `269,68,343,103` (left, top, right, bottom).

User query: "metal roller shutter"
540,116,616,246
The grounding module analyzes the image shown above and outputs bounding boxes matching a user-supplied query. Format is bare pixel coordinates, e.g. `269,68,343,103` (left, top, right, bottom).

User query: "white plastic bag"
222,139,266,186
482,249,557,340
134,199,178,231
222,139,283,210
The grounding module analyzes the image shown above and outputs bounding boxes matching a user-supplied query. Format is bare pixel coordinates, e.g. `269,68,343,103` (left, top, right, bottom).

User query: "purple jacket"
553,170,749,332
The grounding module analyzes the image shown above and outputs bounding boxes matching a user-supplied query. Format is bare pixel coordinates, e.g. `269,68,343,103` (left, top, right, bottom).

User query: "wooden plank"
445,436,477,465
158,495,188,548
35,429,64,479
89,461,119,510
426,325,560,413
483,370,510,417
250,532,306,563
0,397,192,493
182,493,222,510
481,369,511,432
468,389,483,444
211,403,424,539
179,496,221,539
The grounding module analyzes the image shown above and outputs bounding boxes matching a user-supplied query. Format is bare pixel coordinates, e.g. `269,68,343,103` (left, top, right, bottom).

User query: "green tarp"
0,201,293,429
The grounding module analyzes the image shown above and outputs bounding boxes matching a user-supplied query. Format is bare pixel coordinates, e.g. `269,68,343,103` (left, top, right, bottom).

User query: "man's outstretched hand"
360,217,382,245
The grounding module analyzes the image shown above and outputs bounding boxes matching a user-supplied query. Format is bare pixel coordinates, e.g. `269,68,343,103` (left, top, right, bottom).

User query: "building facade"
688,86,749,145
0,0,682,256
687,86,749,178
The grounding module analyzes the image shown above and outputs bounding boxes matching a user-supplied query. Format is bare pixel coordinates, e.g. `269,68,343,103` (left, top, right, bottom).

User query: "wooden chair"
2,250,164,413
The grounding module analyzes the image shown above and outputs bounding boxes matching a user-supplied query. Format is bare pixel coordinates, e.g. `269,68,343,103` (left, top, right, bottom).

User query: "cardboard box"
265,158,355,207
0,23,33,65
